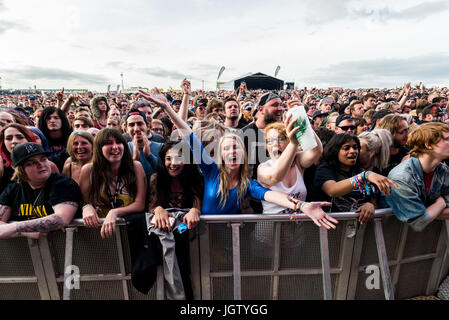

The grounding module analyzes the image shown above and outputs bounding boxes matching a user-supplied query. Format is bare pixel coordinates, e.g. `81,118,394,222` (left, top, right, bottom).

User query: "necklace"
31,188,45,218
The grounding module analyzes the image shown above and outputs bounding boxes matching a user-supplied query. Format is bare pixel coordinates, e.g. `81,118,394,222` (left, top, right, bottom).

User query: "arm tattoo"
16,215,64,233
59,201,79,208
0,205,10,221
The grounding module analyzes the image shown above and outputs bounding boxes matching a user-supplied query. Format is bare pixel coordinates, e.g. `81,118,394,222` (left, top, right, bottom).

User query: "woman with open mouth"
138,88,336,229
62,131,94,185
79,128,147,239
312,133,399,224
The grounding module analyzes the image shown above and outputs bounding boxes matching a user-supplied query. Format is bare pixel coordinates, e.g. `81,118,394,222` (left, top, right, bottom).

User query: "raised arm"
138,88,192,137
257,114,301,187
295,128,323,168
179,79,191,122
263,190,338,229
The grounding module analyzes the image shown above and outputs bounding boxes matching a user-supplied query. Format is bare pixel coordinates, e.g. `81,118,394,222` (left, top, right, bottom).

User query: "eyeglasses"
338,125,356,131
266,136,287,145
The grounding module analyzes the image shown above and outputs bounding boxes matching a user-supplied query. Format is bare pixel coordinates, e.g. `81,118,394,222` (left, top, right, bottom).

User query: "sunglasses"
266,136,287,145
338,125,356,131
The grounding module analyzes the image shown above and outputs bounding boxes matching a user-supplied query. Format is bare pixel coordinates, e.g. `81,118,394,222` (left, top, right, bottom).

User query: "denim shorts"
407,211,431,232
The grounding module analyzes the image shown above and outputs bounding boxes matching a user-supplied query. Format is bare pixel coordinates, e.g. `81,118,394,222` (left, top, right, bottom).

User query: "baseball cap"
28,95,36,100
124,109,148,124
135,100,151,108
312,110,328,120
11,142,51,167
335,114,353,127
319,96,333,106
172,99,182,104
195,98,208,108
370,109,393,130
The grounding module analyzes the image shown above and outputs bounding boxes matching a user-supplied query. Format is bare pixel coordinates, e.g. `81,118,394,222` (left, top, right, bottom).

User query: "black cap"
124,109,148,124
11,142,50,167
335,114,353,127
371,109,393,130
312,110,328,120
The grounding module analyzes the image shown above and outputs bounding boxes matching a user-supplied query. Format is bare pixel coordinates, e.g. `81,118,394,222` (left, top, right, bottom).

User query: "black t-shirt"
240,122,270,180
48,136,70,172
380,145,409,176
312,162,372,213
0,173,82,221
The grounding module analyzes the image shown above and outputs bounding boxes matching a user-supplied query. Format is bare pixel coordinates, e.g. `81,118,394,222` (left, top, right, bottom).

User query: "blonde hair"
358,129,392,170
12,165,28,183
216,133,249,208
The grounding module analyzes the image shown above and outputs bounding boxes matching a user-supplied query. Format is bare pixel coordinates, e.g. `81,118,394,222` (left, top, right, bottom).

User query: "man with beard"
241,92,283,213
377,114,410,176
125,108,163,181
223,97,247,129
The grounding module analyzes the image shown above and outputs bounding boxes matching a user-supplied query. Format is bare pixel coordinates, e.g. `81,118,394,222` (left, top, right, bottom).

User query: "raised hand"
283,113,300,145
301,201,338,229
56,87,65,101
138,88,170,109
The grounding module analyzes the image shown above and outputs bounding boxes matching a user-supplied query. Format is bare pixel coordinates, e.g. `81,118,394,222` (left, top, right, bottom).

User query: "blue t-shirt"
187,133,269,215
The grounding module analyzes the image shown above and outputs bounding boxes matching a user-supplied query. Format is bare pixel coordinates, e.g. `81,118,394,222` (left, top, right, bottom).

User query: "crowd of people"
1,79,449,298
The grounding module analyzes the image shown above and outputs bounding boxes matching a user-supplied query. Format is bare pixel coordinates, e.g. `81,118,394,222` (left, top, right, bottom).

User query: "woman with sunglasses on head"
79,128,146,239
312,133,398,224
138,89,336,229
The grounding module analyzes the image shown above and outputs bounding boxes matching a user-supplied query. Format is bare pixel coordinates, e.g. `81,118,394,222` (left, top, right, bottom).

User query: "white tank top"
261,159,307,214
255,159,308,248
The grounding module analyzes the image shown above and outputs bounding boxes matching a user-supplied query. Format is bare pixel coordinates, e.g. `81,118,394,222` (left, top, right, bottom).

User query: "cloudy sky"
0,0,448,91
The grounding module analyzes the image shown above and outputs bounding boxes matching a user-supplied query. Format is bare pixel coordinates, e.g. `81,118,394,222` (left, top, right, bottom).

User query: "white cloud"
0,0,448,90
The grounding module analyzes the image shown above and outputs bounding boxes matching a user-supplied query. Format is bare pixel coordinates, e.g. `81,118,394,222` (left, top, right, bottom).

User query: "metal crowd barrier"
0,209,448,300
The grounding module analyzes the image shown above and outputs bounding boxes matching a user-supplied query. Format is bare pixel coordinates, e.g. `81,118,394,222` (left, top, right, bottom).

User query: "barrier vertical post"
63,227,75,300
319,227,333,300
373,218,394,300
231,223,242,300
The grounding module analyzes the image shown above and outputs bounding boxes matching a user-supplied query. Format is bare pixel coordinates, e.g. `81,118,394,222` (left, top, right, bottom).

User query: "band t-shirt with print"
0,173,82,221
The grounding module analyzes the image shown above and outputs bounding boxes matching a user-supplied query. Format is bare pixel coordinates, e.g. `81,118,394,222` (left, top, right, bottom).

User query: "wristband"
82,204,93,210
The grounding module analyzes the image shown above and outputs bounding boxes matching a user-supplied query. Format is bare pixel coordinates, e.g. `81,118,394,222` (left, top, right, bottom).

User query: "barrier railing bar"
374,218,394,300
114,226,129,300
0,276,38,283
209,268,343,278
27,238,51,300
357,253,439,272
426,222,448,295
63,227,75,300
57,274,131,282
391,224,408,291
198,209,393,223
336,220,357,300
231,223,242,300
346,223,367,299
37,238,60,300
320,227,333,300
271,222,281,300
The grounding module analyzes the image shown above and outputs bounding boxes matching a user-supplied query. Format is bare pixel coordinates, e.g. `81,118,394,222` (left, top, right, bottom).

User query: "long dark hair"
38,107,72,144
89,128,137,210
323,133,361,171
0,123,36,167
155,141,203,208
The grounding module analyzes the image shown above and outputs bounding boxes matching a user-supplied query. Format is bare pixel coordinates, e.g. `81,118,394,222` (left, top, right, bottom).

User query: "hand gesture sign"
181,78,191,95
56,87,65,101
